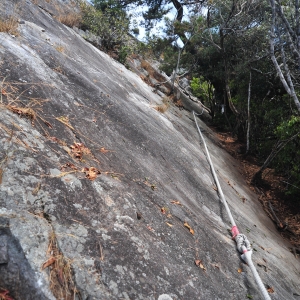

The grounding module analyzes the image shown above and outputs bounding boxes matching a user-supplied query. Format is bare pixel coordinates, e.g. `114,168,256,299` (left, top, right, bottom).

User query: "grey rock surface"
0,0,299,299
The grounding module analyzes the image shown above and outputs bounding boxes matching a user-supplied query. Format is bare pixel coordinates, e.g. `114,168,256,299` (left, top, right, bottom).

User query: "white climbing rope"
193,111,271,300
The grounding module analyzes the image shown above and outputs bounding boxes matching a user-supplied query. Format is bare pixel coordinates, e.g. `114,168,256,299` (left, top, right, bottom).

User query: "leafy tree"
80,1,130,51
274,116,300,197
190,76,215,117
269,0,300,112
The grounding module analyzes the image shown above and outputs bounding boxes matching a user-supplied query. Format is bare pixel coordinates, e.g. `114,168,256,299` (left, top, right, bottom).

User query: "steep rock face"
0,1,299,299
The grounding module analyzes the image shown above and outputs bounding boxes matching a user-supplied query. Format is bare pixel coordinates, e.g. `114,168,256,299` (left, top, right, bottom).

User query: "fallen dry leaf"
237,268,242,273
170,200,182,205
60,162,78,171
184,222,195,235
82,167,101,180
147,225,154,231
42,256,56,269
161,207,166,214
166,222,173,227
195,259,206,271
43,120,53,128
267,286,274,294
99,147,113,153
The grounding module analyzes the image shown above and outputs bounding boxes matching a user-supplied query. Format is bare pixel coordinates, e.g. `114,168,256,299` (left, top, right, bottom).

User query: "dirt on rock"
216,130,300,251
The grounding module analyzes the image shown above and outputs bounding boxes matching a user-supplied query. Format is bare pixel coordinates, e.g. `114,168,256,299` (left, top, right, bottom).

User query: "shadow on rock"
0,217,49,300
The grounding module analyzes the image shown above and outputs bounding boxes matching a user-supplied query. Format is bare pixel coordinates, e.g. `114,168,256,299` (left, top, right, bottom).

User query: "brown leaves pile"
184,222,195,235
70,142,91,160
7,105,36,125
82,167,100,180
60,162,101,181
60,162,78,171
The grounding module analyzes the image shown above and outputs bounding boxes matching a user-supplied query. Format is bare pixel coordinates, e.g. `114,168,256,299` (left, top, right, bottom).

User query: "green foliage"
274,116,300,197
93,0,123,12
276,116,300,138
191,77,208,98
136,34,175,64
132,27,139,36
118,45,130,64
80,1,130,51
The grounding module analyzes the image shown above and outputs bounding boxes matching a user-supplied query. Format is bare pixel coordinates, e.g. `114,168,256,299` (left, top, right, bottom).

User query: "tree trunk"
220,28,240,117
251,132,300,184
171,47,182,92
246,71,251,154
269,0,300,113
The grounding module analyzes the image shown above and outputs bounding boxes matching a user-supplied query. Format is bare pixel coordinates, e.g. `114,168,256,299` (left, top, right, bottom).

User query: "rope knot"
235,234,251,253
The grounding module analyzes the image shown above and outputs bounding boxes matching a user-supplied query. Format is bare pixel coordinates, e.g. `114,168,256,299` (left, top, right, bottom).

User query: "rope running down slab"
193,111,271,300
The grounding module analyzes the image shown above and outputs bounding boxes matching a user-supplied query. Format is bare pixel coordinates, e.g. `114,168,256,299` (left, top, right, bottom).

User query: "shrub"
118,45,130,64
56,12,82,28
0,16,18,35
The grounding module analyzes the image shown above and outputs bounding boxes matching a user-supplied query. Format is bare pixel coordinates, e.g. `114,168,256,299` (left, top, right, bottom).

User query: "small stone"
158,295,173,300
